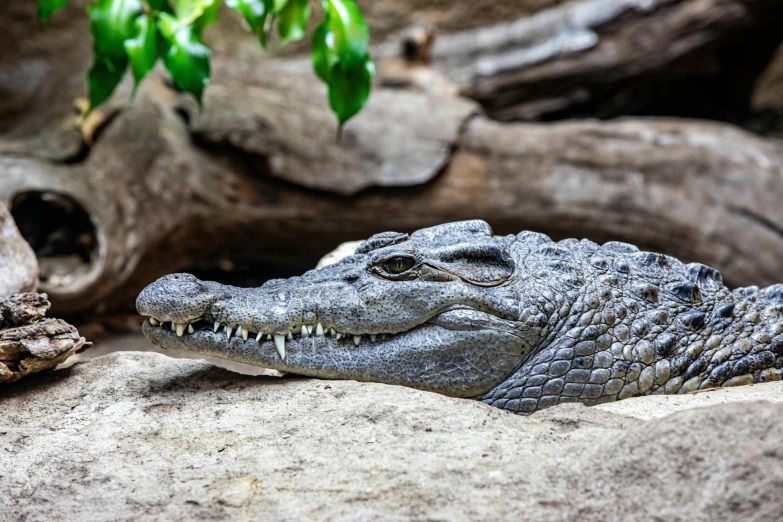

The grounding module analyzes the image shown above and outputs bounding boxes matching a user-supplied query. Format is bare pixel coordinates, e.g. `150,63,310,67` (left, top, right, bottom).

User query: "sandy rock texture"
0,201,37,299
2,351,782,521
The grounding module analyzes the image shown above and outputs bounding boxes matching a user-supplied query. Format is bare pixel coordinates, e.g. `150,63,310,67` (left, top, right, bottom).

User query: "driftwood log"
0,201,37,299
2,70,783,315
0,293,87,383
421,0,783,122
0,202,87,382
1,0,782,316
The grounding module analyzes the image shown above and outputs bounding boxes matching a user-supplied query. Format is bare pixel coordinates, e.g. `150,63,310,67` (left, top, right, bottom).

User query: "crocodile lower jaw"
142,316,399,361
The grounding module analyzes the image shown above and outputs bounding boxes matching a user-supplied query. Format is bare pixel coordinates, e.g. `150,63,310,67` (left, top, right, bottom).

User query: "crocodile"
137,220,783,414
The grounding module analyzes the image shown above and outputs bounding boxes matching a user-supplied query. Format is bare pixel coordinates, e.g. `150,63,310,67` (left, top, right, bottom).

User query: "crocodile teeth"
287,331,293,341
316,323,325,336
370,334,376,342
213,321,220,333
301,325,309,338
187,324,195,334
336,333,343,340
306,324,313,335
170,322,176,332
266,334,272,341
175,323,187,337
274,334,286,360
329,328,336,337
149,317,159,326
239,326,247,341
256,332,262,343
353,335,361,346
225,325,233,340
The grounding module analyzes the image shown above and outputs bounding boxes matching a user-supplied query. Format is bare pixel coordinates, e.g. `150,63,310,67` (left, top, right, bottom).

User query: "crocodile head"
137,221,546,397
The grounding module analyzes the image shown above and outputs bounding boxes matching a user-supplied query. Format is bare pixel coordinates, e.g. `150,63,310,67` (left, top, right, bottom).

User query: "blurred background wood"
1,0,782,317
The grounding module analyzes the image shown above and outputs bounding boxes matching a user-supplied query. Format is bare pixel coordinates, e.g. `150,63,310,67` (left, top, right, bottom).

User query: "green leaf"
88,54,129,110
328,56,373,128
226,0,273,47
272,0,288,13
311,16,337,83
313,0,374,128
147,0,174,13
159,14,211,105
174,0,220,34
324,0,368,67
89,0,144,59
38,0,70,22
277,0,310,43
85,0,144,111
124,14,159,97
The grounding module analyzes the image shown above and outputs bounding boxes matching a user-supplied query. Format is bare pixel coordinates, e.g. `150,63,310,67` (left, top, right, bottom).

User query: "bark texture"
0,293,87,383
0,201,37,299
424,0,783,122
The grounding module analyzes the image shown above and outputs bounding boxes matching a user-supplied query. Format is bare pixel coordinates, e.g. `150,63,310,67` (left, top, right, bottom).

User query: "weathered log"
0,293,87,383
2,0,783,317
0,201,38,299
425,0,783,121
2,66,783,315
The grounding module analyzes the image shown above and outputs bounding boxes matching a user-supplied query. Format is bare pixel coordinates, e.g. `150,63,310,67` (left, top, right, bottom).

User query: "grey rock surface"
2,351,782,521
0,201,37,299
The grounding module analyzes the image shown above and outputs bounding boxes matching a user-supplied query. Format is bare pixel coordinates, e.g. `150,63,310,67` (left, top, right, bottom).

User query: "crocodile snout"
136,273,219,324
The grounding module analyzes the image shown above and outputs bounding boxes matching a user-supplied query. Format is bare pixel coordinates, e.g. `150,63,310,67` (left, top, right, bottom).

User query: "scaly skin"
137,220,783,414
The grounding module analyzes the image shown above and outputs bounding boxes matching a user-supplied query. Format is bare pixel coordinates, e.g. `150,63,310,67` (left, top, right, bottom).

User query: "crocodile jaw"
141,314,529,398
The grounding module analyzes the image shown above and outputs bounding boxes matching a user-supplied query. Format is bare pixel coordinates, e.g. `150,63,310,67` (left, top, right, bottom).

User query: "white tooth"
301,325,309,337
225,325,233,340
214,321,220,332
188,324,195,334
336,333,343,340
330,328,336,337
370,334,376,342
176,323,186,337
274,334,286,360
306,324,313,335
287,331,293,341
149,317,159,326
266,334,272,341
316,323,325,336
240,326,249,341
171,322,176,332
353,335,361,346
256,332,262,343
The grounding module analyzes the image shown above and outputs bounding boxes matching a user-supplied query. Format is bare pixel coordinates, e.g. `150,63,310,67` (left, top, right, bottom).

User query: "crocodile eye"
384,256,415,274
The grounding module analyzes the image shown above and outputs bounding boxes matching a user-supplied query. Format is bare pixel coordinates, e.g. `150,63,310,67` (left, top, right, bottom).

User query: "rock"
0,200,37,299
595,380,783,420
2,351,782,521
315,241,363,268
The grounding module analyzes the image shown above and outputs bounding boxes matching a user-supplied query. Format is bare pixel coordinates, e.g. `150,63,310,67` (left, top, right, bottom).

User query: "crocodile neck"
479,237,783,413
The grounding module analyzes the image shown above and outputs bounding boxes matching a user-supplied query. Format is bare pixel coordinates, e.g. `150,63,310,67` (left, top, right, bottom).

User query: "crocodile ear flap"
434,242,514,286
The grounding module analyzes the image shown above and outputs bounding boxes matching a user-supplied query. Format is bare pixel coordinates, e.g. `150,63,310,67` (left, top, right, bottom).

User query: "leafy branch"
38,0,374,130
